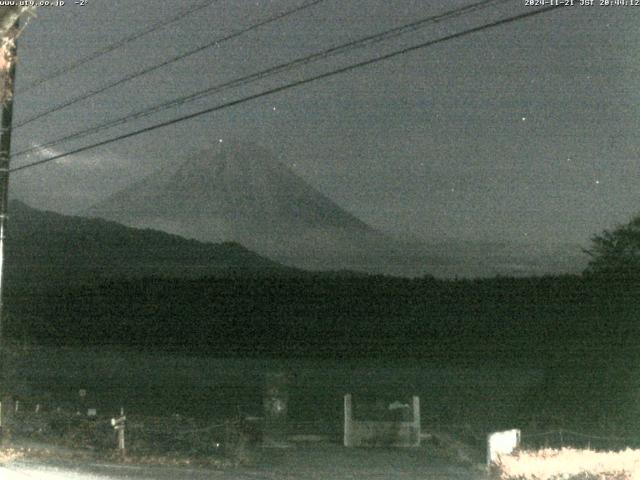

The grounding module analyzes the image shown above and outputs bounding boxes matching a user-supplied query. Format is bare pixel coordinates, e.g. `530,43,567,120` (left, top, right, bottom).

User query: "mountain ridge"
4,199,295,288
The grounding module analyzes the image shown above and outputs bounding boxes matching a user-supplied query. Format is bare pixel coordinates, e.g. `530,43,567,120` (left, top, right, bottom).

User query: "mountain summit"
85,141,390,271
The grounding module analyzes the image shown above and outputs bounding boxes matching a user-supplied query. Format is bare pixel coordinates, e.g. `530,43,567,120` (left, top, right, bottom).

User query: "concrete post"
412,395,420,446
263,370,289,448
344,394,353,447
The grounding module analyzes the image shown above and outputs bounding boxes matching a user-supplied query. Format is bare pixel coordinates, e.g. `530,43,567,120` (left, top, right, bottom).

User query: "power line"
13,0,326,130
13,0,508,160
11,4,563,174
18,0,219,95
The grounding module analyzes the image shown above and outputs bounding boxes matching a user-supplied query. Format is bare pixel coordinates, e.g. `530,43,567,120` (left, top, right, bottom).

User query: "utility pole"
0,10,24,446
0,6,34,447
0,19,17,344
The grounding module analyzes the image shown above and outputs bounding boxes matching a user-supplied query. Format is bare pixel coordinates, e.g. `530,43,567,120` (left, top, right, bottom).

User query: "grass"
422,431,484,467
7,408,252,468
495,447,640,480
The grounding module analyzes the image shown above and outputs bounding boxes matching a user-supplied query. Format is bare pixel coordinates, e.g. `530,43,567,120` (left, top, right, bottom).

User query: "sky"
7,0,640,247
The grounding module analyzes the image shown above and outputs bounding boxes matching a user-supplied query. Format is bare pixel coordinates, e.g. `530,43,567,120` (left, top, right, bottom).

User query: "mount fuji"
85,140,408,273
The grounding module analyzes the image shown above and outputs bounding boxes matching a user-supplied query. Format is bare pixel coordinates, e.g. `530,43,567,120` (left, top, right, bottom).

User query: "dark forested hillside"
4,200,293,288
8,274,639,363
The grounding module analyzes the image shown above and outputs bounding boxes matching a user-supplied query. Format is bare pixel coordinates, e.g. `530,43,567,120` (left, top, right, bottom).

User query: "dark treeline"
6,273,639,363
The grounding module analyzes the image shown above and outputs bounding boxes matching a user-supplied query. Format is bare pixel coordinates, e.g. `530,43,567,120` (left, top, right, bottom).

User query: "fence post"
263,371,289,448
412,396,421,447
344,394,353,447
111,408,126,457
118,424,125,454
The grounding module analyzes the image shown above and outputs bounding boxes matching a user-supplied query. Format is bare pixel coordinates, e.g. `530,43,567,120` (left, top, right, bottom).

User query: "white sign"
487,429,520,466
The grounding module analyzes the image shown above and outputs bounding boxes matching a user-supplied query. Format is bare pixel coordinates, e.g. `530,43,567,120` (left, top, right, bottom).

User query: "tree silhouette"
584,214,640,280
